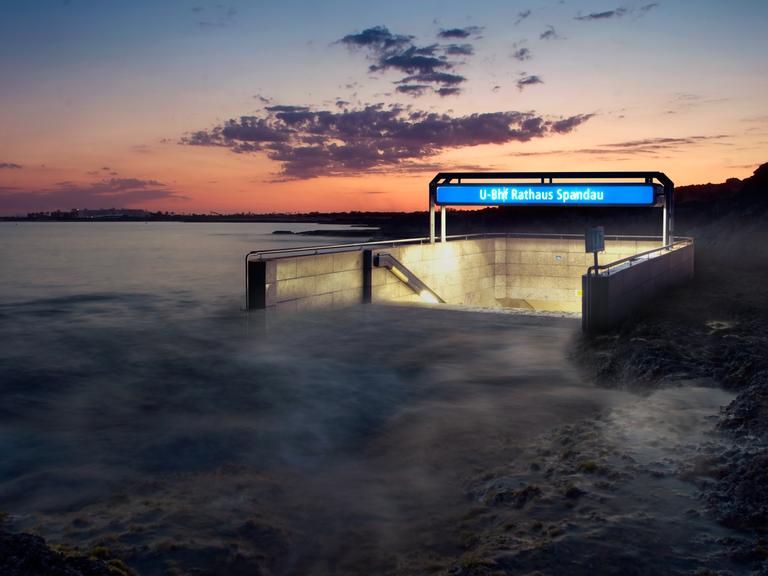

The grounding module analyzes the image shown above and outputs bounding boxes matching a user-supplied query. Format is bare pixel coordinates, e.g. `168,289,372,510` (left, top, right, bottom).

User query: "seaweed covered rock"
0,530,132,576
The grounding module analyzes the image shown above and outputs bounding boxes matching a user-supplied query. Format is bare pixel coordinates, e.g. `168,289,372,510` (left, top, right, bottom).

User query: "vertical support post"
362,249,373,303
247,259,266,310
582,274,590,333
429,197,436,244
440,205,446,243
668,185,675,245
662,198,669,246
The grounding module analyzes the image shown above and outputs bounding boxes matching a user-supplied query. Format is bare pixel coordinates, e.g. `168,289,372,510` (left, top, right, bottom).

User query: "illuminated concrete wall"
370,238,500,307
250,236,669,314
252,251,365,313
503,238,661,313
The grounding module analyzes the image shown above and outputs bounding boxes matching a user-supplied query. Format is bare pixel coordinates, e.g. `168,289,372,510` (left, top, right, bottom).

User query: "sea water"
0,222,741,575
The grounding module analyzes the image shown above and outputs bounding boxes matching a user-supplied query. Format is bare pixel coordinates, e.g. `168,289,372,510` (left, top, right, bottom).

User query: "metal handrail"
245,236,431,261
587,237,693,277
244,231,667,262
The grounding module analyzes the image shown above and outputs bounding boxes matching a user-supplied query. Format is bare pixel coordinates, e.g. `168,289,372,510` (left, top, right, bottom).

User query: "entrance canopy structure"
428,171,674,245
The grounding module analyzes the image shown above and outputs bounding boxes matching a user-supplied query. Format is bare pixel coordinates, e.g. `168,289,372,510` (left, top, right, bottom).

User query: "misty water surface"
0,222,741,575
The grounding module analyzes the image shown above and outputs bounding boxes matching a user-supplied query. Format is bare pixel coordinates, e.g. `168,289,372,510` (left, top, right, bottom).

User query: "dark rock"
719,383,768,439
0,530,132,576
708,450,768,532
564,485,586,500
484,482,542,508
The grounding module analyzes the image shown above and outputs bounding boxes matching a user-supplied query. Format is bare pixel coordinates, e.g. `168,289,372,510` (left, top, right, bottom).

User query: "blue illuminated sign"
435,183,657,206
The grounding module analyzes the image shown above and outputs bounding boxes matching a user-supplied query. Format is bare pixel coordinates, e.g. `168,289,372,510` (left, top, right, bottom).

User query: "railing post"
247,259,266,310
362,249,373,303
668,185,675,244
429,198,436,243
440,205,446,243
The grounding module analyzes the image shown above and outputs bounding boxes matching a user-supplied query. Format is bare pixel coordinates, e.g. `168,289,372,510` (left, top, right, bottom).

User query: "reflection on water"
0,223,742,574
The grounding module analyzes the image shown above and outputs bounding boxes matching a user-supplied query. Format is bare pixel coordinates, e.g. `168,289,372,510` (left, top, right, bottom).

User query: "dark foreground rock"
0,530,133,576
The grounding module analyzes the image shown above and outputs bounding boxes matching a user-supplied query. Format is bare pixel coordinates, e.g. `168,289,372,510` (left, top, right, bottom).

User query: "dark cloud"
575,7,628,20
183,104,594,179
396,74,465,97
517,74,544,90
339,25,475,97
396,84,431,97
0,162,22,169
512,46,531,61
436,26,482,39
372,46,448,75
515,10,532,26
551,115,592,133
399,71,465,86
601,135,728,150
435,87,462,97
0,177,187,213
341,25,413,52
514,134,728,158
539,25,561,40
444,43,474,56
575,4,659,21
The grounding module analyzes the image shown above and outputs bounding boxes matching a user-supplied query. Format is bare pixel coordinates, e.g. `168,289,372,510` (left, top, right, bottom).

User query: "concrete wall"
503,238,660,312
252,251,365,313
370,238,499,307
582,242,694,333
249,235,671,315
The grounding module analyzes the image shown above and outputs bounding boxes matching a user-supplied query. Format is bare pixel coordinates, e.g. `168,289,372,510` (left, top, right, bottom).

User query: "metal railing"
244,231,667,262
586,237,693,277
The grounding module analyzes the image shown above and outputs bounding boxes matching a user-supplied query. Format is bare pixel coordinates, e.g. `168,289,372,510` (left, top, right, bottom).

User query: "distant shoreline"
0,214,396,224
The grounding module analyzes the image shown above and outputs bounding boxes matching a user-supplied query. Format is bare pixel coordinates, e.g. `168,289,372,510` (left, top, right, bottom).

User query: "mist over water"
0,222,741,574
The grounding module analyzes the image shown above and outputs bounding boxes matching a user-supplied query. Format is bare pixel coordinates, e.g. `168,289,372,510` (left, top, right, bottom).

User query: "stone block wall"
254,251,365,313
370,238,499,307
503,237,661,312
249,235,679,315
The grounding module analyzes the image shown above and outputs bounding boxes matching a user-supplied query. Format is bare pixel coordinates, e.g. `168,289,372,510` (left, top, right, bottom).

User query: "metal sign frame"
428,171,674,245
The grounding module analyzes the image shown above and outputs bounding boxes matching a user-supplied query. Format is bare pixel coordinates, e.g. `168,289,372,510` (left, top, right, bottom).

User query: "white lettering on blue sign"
436,184,656,206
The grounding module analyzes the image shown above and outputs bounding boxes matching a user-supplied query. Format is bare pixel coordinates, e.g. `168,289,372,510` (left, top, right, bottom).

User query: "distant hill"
680,162,768,265
676,177,743,203
676,162,768,207
732,162,768,208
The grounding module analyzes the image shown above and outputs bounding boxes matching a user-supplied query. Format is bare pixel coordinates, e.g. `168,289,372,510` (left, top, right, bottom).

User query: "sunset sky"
1,0,766,215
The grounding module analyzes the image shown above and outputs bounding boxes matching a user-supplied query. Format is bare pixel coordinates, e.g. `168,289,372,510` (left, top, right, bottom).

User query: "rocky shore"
575,259,768,567
0,528,133,576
